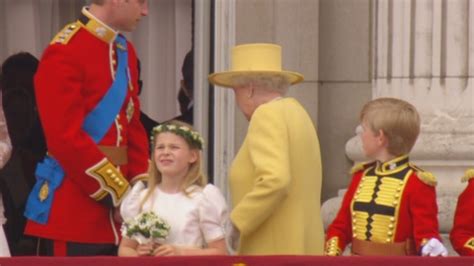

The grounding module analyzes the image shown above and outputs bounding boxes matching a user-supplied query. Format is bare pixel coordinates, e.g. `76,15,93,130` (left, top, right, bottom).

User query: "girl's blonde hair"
360,97,420,156
140,120,207,208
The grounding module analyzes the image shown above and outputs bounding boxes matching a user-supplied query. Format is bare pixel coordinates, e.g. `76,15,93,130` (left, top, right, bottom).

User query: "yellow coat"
229,97,324,255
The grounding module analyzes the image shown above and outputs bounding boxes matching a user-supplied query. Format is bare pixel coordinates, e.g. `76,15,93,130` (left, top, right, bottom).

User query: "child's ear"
377,129,388,146
188,150,198,164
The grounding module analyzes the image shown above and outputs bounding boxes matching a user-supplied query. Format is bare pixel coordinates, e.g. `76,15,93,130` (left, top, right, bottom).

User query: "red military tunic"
25,7,149,244
325,155,441,256
450,169,474,256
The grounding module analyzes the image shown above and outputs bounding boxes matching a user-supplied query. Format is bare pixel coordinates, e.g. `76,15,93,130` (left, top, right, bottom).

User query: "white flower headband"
151,124,204,150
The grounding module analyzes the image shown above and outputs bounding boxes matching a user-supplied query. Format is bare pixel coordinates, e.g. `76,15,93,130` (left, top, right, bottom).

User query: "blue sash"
24,35,129,224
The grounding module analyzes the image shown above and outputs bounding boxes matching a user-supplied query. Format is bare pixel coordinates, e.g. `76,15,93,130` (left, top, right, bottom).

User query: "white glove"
120,181,146,222
421,238,448,257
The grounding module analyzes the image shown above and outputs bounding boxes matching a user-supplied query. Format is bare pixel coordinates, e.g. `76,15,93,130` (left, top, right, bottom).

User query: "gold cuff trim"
130,173,148,185
464,237,474,250
86,158,130,206
91,189,108,201
325,236,341,256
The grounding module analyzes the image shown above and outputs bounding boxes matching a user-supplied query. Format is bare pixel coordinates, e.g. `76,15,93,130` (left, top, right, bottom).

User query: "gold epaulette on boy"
461,169,474,182
350,161,376,174
409,163,437,186
50,22,80,45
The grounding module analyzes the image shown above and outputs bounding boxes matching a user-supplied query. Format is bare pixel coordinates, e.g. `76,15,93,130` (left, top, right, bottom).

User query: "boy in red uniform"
325,98,447,256
24,0,150,256
450,169,474,256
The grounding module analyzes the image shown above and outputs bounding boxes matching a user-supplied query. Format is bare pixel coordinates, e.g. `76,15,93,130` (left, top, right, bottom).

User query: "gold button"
118,181,124,186
387,231,393,236
386,238,391,243
352,219,357,223
389,224,394,229
352,226,357,231
106,169,113,174
353,234,357,238
390,217,395,222
114,177,120,183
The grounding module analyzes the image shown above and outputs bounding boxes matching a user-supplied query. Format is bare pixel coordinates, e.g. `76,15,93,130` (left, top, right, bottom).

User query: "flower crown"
151,124,204,150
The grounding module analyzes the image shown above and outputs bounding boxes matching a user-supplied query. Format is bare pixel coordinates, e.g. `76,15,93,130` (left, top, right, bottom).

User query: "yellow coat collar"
78,6,118,44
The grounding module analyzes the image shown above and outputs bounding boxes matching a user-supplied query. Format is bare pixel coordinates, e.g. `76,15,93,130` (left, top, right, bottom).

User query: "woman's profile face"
232,85,253,120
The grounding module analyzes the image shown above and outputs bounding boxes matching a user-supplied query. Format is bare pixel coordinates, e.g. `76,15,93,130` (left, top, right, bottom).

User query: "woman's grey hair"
232,73,290,94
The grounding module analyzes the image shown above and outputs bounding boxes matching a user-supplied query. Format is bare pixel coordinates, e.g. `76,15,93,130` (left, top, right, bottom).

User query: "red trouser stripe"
53,240,67,256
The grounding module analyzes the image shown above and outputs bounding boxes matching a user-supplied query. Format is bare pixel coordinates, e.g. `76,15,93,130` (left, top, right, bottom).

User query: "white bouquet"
121,211,171,244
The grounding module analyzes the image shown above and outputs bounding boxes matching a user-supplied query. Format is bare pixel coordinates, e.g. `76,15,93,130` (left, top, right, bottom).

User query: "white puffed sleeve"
198,184,229,243
120,181,147,222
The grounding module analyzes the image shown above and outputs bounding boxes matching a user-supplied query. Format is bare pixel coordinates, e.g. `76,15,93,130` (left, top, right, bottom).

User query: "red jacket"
450,170,474,256
25,8,149,244
325,155,441,255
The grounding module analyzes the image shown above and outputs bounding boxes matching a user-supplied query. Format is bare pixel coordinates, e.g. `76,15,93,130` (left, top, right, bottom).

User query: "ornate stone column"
323,0,474,255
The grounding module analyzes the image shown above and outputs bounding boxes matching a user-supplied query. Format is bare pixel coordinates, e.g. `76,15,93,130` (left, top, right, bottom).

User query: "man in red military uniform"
325,98,447,256
24,0,149,256
450,169,474,256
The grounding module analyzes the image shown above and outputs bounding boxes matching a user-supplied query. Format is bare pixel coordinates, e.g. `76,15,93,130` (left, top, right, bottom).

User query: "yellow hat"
208,43,304,88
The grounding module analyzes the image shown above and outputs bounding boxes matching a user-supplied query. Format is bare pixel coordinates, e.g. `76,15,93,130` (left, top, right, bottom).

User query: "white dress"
0,92,12,257
122,183,228,248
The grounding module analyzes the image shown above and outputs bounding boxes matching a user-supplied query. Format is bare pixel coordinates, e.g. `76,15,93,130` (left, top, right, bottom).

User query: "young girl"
118,120,228,256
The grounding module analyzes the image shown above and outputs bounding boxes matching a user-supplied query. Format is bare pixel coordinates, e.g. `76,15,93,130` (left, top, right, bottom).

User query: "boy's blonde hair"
140,120,207,208
360,97,420,156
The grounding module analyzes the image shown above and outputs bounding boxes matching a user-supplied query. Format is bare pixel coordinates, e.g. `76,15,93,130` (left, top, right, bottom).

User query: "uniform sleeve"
199,184,228,243
125,44,149,184
0,92,11,169
325,172,363,255
450,179,474,256
230,105,290,236
35,44,128,207
408,173,441,251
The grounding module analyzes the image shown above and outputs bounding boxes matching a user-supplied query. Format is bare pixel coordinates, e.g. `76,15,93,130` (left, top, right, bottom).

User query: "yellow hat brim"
208,70,304,88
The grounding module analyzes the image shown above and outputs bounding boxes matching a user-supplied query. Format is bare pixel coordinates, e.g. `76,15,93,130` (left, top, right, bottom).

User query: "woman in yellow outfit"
209,43,324,255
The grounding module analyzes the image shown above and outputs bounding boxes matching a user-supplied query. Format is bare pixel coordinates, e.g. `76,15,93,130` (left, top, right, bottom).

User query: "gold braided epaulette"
50,22,80,45
350,161,376,174
461,169,474,182
410,163,437,187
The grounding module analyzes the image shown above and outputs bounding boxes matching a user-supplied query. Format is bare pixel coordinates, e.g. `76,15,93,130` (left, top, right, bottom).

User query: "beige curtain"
0,0,192,123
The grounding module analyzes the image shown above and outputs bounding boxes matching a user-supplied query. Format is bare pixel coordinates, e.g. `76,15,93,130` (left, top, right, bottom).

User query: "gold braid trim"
461,169,474,183
325,236,342,256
